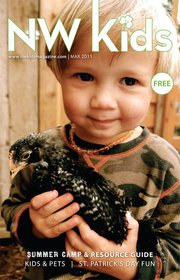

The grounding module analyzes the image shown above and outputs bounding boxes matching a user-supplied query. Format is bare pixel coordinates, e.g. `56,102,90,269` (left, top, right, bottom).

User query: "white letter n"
8,18,36,51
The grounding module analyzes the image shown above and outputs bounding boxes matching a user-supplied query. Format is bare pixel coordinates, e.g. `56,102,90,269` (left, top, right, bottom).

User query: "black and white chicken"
9,131,128,244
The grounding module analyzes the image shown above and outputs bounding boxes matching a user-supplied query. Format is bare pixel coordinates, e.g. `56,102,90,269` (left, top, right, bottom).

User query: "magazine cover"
0,0,180,279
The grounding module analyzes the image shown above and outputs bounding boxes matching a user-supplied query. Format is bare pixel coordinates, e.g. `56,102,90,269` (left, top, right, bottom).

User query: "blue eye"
122,77,138,86
76,73,94,81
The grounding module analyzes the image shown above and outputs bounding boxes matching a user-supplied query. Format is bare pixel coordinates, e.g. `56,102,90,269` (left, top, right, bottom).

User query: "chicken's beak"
9,151,28,180
10,163,28,180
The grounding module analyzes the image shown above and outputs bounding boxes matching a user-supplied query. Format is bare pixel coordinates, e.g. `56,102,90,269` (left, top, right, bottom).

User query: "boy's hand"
65,212,139,280
29,190,80,239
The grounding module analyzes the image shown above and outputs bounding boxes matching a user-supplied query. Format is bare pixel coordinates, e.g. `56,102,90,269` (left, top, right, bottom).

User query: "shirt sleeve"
136,153,180,280
1,166,32,237
1,166,54,250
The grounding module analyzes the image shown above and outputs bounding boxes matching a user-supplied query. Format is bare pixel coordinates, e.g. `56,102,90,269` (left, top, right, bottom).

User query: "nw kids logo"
8,0,172,52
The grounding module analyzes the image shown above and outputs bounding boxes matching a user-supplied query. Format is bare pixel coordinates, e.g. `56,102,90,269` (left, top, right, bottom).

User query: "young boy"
2,0,180,279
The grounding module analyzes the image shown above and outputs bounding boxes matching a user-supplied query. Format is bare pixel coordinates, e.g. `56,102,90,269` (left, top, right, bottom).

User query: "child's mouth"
89,117,117,126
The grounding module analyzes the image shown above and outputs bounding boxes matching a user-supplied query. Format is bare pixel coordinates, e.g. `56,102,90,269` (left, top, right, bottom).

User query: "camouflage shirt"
1,125,180,280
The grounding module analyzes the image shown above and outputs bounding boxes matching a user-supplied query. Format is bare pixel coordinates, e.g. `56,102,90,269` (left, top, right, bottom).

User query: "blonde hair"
46,0,180,84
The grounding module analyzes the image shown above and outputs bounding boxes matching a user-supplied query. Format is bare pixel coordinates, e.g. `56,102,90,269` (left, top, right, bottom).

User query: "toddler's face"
60,44,157,144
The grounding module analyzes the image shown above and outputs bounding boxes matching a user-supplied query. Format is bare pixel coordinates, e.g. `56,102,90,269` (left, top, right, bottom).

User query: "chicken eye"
122,77,138,86
76,73,94,81
21,151,31,160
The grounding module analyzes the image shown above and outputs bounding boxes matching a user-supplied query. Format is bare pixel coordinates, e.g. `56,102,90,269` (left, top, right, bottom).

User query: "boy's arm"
1,166,45,249
136,169,180,279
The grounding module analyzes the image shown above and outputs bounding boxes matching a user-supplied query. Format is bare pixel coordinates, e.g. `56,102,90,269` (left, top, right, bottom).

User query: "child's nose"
90,88,117,110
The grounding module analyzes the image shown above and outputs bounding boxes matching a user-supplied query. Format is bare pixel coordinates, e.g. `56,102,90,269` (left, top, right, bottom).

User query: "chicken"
9,131,128,244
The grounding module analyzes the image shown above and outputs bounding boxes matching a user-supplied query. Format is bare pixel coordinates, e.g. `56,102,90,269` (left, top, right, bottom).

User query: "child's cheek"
63,95,84,121
120,98,150,125
64,101,79,119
